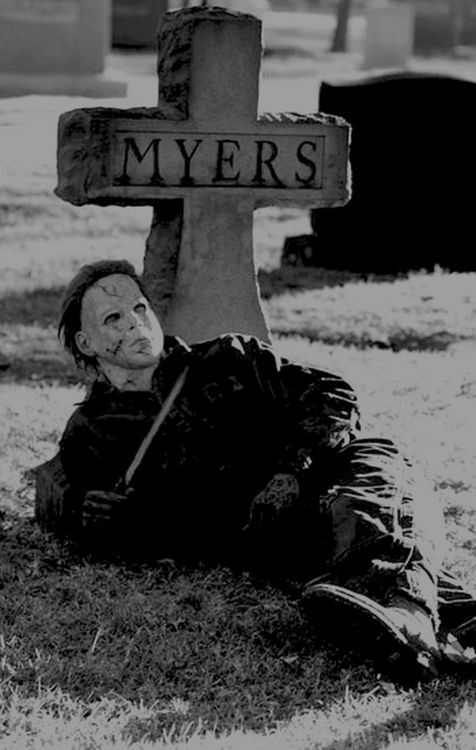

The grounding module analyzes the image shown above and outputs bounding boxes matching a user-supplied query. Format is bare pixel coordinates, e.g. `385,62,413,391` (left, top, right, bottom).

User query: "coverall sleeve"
230,334,361,481
59,409,124,495
276,355,361,477
59,410,154,548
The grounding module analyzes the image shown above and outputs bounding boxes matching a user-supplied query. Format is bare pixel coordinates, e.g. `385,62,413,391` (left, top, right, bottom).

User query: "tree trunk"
449,0,464,47
330,0,353,52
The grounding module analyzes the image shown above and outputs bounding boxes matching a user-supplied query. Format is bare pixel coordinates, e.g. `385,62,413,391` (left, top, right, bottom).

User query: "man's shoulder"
189,332,270,359
62,378,136,425
296,362,358,401
163,335,192,355
61,381,111,432
60,403,90,445
71,379,115,412
165,334,356,398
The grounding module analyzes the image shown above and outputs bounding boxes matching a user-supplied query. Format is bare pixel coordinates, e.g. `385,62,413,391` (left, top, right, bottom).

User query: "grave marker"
112,0,168,48
411,0,458,52
411,0,476,51
56,7,350,343
0,0,127,97
307,71,476,273
363,0,415,70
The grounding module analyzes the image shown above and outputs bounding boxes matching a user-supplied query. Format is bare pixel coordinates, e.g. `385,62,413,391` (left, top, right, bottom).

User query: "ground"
1,9,476,750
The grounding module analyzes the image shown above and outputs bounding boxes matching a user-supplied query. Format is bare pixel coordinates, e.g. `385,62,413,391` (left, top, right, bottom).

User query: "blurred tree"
450,0,464,46
330,0,353,51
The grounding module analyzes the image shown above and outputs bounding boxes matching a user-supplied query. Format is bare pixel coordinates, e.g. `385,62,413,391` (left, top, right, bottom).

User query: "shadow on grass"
263,45,318,59
0,285,82,383
2,515,476,743
321,679,476,750
1,356,79,386
0,516,376,733
0,286,64,327
0,274,469,366
273,327,462,352
260,267,470,352
258,266,381,299
2,272,394,328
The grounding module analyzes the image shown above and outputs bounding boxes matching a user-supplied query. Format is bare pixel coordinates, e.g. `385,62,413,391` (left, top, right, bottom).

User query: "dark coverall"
59,333,475,636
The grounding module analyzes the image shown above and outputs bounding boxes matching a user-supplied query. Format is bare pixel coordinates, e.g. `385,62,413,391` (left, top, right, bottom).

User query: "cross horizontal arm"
55,107,351,208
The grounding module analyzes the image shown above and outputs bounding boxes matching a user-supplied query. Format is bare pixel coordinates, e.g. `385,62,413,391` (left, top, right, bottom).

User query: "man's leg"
302,438,449,678
317,438,444,622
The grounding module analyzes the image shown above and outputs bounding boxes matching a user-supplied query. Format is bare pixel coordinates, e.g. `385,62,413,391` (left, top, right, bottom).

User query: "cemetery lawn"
3,43,476,750
2,178,476,750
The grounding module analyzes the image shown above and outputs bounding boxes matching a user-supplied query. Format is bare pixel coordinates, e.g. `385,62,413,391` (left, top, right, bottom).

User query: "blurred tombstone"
212,0,270,16
460,0,476,45
411,0,458,52
363,1,415,70
112,0,168,48
281,234,320,267
409,0,476,51
169,0,270,14
287,71,476,273
0,0,127,97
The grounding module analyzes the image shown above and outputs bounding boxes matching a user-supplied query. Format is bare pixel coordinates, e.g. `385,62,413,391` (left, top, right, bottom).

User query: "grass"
2,520,476,748
2,15,476,750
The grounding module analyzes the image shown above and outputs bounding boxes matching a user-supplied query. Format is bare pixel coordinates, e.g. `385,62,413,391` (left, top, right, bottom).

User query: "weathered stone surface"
166,193,267,342
157,7,260,127
56,106,177,206
143,201,183,324
56,108,349,208
56,7,350,342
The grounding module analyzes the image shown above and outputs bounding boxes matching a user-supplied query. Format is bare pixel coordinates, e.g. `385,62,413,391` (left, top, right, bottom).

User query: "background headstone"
168,0,270,14
363,0,415,70
112,0,168,48
460,0,476,45
0,0,127,96
306,71,476,273
206,0,270,16
409,0,476,52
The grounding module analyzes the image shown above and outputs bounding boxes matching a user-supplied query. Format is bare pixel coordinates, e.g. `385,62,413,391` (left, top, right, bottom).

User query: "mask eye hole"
104,312,121,325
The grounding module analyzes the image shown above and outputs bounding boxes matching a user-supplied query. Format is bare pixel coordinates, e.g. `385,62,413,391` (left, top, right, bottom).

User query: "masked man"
50,259,476,682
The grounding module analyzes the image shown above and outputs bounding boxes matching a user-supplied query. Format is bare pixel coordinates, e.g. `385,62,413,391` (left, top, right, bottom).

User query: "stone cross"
56,7,350,343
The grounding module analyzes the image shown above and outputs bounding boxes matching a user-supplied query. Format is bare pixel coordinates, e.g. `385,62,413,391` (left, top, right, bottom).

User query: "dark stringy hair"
58,259,147,370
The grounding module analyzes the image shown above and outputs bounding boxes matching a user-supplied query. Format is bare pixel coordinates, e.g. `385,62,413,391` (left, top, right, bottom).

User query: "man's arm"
273,354,361,476
59,410,125,492
229,334,360,474
195,333,360,464
59,410,139,544
211,335,361,528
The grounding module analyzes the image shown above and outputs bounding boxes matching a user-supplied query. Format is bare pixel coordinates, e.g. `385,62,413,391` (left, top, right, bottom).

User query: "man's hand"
82,489,132,532
244,472,300,532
